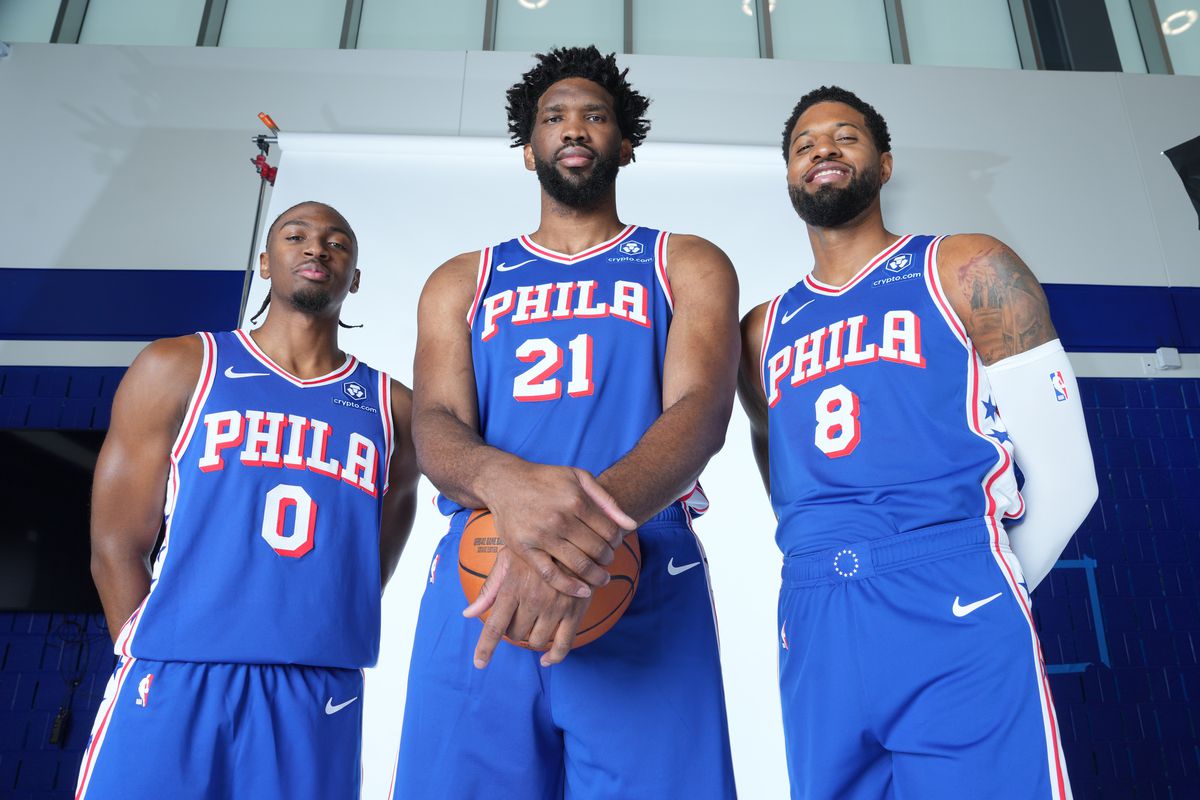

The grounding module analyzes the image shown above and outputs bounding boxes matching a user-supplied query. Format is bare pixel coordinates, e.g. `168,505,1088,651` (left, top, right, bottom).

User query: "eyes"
793,133,858,156
542,113,608,125
284,234,350,251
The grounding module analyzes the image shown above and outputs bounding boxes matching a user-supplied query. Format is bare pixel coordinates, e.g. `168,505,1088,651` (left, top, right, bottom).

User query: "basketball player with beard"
391,47,739,799
738,86,1097,799
78,202,418,799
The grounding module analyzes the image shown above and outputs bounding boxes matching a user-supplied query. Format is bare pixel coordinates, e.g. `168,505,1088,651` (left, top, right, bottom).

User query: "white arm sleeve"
985,339,1098,592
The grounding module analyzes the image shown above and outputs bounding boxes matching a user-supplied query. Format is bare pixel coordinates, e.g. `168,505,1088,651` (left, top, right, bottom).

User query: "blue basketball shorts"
74,657,365,800
777,518,1071,800
392,504,737,800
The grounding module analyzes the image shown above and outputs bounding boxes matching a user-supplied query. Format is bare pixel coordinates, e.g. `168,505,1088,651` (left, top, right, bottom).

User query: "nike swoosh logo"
225,367,269,379
952,592,1003,618
667,557,701,576
495,259,535,272
780,299,815,325
325,696,358,715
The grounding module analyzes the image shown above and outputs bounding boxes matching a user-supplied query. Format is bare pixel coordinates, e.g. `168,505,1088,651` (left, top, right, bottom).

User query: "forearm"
413,405,527,510
987,341,1098,591
91,545,152,642
597,391,730,525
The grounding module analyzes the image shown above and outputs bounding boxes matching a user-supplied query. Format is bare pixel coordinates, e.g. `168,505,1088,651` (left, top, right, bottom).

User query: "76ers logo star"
343,381,366,401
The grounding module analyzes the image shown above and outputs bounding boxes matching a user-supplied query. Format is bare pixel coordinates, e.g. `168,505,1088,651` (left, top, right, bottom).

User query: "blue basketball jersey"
115,330,394,667
760,235,1023,556
438,225,706,515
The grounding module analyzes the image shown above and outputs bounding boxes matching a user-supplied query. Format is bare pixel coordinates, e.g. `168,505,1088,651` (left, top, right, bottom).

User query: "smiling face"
785,101,893,229
259,202,360,318
524,77,632,209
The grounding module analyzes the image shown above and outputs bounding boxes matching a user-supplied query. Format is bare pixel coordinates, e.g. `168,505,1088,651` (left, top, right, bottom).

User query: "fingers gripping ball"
458,509,640,649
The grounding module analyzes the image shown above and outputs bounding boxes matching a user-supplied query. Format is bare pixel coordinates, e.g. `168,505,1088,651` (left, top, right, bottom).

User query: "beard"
289,286,333,315
788,164,882,228
534,145,621,209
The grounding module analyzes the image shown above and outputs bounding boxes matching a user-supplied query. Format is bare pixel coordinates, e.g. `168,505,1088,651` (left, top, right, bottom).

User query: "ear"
618,138,633,167
523,143,536,172
349,268,361,294
880,152,894,185
258,250,270,279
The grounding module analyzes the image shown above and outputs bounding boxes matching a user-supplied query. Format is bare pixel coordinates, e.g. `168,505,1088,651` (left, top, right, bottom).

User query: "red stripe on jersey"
654,231,674,310
235,329,358,387
924,236,969,347
379,371,394,495
803,235,913,296
518,225,637,264
466,247,493,328
987,517,1069,799
758,295,783,397
75,657,137,799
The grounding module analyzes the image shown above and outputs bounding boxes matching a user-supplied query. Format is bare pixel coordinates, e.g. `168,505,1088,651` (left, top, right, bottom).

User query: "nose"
560,113,587,143
812,134,841,161
303,239,330,260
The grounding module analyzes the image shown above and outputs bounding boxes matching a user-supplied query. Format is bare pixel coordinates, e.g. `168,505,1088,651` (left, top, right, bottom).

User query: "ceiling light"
518,0,550,8
1162,9,1197,35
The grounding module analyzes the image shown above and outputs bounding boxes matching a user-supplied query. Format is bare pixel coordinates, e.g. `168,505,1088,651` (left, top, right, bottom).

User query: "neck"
806,205,898,287
249,303,345,379
529,189,625,255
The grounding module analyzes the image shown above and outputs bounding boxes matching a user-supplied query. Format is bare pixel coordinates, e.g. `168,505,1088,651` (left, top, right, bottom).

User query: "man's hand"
464,548,592,668
476,460,636,597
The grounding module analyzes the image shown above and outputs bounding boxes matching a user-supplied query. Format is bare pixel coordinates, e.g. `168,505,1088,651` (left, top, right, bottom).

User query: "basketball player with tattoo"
392,46,739,798
78,202,419,799
738,86,1098,799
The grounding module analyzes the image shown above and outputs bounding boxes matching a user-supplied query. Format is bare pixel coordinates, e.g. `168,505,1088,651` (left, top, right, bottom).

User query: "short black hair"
266,200,356,243
506,45,651,158
780,86,891,162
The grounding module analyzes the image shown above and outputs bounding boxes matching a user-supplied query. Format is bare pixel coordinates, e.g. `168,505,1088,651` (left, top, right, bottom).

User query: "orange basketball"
458,509,640,649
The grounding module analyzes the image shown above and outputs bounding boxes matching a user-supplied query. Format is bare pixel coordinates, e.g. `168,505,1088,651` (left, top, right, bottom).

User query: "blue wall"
0,370,1197,797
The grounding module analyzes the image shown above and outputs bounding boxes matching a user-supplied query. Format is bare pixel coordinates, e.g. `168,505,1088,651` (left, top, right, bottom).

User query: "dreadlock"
780,86,892,162
250,201,362,328
505,45,651,160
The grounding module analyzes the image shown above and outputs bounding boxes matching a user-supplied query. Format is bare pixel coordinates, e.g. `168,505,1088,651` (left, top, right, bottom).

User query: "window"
219,0,345,49
79,0,207,46
771,0,892,64
633,0,759,58
358,0,487,50
1158,0,1200,75
0,0,59,43
494,0,622,55
902,0,1022,69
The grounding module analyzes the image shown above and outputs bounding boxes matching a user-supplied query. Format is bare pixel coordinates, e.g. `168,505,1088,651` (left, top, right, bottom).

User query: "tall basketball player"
77,201,419,799
738,86,1098,799
392,47,739,798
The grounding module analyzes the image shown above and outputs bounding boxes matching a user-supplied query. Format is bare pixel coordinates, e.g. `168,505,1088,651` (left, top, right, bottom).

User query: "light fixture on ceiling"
1162,9,1198,35
742,0,779,17
518,0,550,9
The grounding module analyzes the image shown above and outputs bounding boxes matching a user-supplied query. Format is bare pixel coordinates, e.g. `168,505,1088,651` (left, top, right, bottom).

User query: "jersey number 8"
814,384,861,458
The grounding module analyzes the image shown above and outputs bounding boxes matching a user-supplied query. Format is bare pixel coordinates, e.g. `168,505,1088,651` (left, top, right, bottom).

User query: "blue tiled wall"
0,372,1197,797
1041,378,1200,798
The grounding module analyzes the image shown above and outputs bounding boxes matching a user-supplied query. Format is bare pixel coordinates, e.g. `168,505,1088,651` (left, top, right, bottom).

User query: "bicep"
412,257,483,432
938,234,1057,366
92,339,198,557
661,237,740,410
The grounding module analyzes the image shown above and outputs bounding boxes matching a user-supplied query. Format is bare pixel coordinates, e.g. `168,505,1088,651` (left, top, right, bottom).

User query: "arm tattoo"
956,244,1056,365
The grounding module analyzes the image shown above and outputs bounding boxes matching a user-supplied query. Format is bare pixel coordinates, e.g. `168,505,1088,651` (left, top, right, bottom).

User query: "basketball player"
738,86,1098,799
77,201,419,799
392,47,739,798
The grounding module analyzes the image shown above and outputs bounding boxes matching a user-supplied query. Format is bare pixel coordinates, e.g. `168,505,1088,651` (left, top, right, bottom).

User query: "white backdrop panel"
247,132,797,799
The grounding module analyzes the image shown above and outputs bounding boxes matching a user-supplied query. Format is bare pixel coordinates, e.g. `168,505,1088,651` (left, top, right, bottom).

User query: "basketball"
458,509,641,649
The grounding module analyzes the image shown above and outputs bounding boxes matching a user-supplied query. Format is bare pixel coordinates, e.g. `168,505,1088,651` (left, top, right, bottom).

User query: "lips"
295,261,330,281
557,145,595,168
805,161,851,185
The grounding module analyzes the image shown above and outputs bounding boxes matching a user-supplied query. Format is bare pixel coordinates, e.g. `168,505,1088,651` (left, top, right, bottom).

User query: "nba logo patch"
429,553,439,584
135,674,154,707
1050,371,1068,402
343,381,367,401
619,240,644,255
885,254,912,273
780,621,789,651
